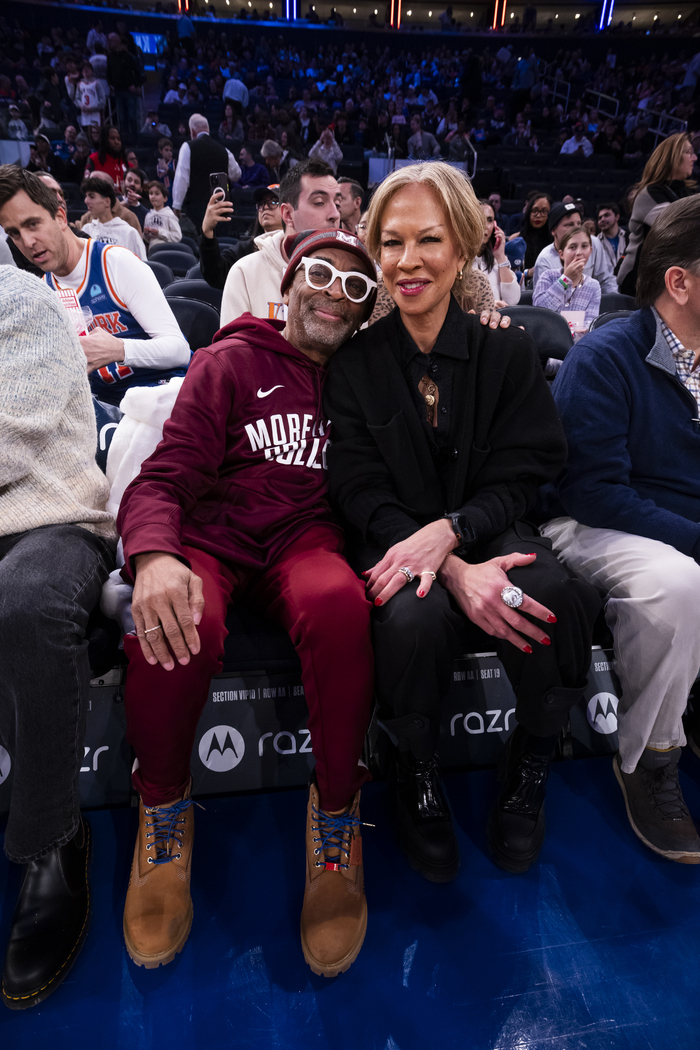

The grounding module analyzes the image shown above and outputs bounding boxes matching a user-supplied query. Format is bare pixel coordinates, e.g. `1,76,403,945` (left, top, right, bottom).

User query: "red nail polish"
547,614,557,623
374,598,383,606
524,645,533,654
418,590,425,597
541,638,551,646
526,552,537,556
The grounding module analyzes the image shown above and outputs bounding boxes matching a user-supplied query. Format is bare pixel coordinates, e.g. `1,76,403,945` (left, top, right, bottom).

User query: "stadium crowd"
2,6,700,1018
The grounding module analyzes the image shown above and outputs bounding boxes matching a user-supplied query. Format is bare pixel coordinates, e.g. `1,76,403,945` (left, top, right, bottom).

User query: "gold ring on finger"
144,624,162,635
420,570,437,581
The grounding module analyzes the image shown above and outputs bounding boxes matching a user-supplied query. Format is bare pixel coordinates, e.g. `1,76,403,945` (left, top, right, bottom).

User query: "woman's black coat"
323,302,567,552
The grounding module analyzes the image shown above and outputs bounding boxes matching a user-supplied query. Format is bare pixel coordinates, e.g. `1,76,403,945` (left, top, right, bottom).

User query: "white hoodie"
81,215,147,262
220,228,286,327
143,205,182,245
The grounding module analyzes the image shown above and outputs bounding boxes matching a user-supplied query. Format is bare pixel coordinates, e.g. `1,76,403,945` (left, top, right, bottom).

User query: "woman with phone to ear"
474,199,521,306
323,163,600,882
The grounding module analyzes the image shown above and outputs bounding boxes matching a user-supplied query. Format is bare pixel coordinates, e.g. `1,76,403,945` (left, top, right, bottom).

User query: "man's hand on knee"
132,552,205,670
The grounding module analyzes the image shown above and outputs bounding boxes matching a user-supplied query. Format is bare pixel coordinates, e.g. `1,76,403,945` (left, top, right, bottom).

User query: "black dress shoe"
2,819,91,1010
394,752,460,882
488,727,551,874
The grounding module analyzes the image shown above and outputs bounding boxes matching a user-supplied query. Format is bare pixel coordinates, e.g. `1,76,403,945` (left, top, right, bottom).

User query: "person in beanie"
117,229,378,977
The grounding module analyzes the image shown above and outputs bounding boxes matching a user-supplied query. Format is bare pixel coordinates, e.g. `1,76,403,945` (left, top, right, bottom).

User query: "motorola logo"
587,692,619,735
198,726,245,772
0,746,10,786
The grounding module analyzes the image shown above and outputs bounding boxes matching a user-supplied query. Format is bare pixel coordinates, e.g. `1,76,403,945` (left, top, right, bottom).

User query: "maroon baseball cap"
280,228,376,296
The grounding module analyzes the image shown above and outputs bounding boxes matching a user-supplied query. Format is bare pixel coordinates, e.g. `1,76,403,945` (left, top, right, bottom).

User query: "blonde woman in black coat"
324,163,600,880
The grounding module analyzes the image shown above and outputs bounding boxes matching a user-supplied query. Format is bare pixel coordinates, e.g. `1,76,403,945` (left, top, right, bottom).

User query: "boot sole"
486,802,544,874
301,902,367,978
2,823,92,1011
123,903,193,969
613,757,700,865
402,843,460,883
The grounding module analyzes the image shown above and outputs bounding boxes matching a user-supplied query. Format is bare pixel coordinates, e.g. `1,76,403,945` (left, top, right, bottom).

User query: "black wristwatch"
444,512,476,552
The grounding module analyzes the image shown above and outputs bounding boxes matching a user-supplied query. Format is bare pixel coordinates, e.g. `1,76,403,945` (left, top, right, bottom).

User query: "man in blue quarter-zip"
0,166,190,406
541,195,700,865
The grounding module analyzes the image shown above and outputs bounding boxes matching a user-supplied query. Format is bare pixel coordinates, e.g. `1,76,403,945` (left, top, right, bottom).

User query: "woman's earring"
457,268,463,280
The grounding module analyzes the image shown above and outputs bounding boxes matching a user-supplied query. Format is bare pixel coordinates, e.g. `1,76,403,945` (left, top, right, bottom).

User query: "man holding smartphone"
172,114,241,233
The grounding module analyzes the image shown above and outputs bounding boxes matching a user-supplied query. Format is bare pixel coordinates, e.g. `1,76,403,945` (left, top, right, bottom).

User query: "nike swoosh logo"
257,385,284,398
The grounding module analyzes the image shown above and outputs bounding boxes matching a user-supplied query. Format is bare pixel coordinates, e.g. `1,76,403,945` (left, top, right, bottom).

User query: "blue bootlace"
311,803,365,870
144,798,193,865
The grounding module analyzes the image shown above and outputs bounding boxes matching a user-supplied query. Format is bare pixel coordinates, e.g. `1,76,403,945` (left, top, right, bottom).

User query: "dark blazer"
324,300,567,551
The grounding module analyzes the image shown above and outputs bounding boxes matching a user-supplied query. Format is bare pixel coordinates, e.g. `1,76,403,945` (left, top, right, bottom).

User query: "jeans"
363,522,601,755
0,525,113,863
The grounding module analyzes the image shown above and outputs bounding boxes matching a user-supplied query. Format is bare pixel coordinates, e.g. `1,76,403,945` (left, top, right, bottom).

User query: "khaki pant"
541,517,700,772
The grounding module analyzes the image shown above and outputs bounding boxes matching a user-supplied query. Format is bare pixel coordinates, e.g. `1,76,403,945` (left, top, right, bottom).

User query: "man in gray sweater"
0,266,115,1010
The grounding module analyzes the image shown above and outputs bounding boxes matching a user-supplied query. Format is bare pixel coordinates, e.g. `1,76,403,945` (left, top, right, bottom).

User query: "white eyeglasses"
299,257,377,303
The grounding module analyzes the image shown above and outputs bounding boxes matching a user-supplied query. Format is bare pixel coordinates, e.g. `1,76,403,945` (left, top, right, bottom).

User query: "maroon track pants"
123,526,374,812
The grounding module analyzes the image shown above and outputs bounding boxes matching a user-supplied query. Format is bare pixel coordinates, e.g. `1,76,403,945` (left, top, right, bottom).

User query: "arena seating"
145,259,175,288
149,249,195,277
163,279,223,311
501,305,574,364
164,296,222,350
590,309,635,329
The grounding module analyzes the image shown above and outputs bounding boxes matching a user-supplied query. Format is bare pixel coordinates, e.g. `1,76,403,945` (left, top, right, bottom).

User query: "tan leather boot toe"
300,782,367,978
123,793,195,968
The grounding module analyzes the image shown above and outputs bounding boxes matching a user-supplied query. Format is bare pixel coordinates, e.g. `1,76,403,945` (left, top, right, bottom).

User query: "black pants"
361,522,601,757
0,525,113,862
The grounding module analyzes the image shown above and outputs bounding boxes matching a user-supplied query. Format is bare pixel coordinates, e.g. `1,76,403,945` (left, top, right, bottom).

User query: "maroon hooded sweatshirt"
117,314,342,581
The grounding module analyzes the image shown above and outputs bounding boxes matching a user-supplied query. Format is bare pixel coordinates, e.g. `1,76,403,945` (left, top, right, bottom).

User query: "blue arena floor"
3,753,700,1050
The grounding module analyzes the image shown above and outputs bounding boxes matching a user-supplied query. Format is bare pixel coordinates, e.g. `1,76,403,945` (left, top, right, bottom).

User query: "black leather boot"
2,819,91,1010
488,725,553,874
394,752,460,883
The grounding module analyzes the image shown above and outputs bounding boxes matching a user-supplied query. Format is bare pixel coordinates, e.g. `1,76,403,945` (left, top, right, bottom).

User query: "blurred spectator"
618,133,698,296
85,125,129,195
121,169,150,229
107,32,143,142
141,110,171,137
172,113,241,232
533,227,601,334
143,181,182,246
238,145,270,188
155,138,175,205
309,125,343,173
337,177,364,233
80,177,147,261
52,125,78,164
475,199,520,307
534,202,617,293
219,104,245,149
623,123,656,166
163,80,185,106
596,202,627,268
261,139,286,182
8,105,30,141
407,116,441,160
560,123,594,158
222,72,249,114
26,136,64,179
74,63,106,130
503,121,534,150
86,19,108,54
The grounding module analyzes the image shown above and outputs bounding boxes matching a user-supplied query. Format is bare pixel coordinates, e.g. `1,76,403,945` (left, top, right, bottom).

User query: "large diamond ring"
397,567,415,583
501,585,524,609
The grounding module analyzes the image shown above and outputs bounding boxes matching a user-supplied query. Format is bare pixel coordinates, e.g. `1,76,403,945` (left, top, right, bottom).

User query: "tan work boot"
123,790,195,968
300,780,368,977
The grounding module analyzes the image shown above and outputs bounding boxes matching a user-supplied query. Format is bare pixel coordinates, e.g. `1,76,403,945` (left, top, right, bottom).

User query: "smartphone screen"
209,171,229,202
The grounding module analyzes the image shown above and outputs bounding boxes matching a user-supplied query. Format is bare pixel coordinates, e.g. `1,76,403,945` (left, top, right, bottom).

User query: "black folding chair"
180,235,200,258
165,297,221,352
600,292,637,313
149,241,195,260
163,279,223,311
501,306,573,364
589,310,634,331
145,259,175,289
149,250,194,277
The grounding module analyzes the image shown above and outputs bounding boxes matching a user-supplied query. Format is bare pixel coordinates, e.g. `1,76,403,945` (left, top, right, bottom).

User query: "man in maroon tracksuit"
117,229,378,977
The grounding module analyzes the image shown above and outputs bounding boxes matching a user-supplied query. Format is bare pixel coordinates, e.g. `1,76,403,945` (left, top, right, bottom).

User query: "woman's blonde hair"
365,162,486,302
632,132,696,199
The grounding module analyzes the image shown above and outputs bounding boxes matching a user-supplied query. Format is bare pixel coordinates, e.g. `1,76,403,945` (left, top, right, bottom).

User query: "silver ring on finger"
397,566,414,583
420,570,437,582
501,585,524,609
144,624,163,635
